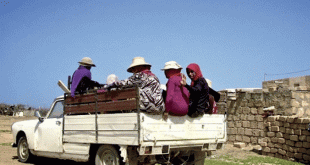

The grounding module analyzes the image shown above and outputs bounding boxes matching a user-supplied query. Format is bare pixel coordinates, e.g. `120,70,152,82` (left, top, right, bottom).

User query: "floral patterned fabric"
115,72,165,114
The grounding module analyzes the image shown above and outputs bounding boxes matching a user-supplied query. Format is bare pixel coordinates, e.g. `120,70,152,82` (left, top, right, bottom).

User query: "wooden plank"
65,93,96,105
65,100,136,114
97,88,137,102
64,103,96,114
97,100,137,113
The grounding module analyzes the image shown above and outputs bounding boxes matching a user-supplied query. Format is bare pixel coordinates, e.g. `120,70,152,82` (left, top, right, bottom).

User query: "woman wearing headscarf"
111,57,165,114
161,61,189,120
181,63,209,118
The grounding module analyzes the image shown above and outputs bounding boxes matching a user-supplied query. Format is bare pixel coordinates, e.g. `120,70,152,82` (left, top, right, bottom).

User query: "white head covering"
106,74,119,85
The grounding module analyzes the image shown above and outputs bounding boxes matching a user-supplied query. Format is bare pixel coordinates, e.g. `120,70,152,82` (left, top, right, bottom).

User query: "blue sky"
1,0,309,108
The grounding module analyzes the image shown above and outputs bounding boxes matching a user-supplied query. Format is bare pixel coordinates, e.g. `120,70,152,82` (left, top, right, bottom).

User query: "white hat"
127,57,151,73
78,57,96,67
161,61,182,70
205,78,212,88
106,74,119,85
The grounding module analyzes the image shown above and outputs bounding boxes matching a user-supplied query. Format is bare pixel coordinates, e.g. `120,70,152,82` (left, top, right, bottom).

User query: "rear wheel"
17,136,33,163
95,145,121,165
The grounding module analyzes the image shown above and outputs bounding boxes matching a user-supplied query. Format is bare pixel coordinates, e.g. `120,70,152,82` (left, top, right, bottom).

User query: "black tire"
95,145,121,165
17,136,33,163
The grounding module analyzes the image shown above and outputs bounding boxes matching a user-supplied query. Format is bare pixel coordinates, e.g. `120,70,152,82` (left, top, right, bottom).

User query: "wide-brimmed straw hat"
78,57,96,67
127,57,151,73
161,61,182,70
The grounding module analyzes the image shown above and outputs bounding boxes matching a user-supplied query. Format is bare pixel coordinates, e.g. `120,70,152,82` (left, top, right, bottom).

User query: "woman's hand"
180,73,187,86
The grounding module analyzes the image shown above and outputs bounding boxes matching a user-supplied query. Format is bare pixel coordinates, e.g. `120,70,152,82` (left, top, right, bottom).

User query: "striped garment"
116,72,165,114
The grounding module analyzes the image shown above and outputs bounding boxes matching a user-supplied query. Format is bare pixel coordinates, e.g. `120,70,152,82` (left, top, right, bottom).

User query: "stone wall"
218,89,310,144
263,75,310,91
261,116,310,164
219,89,265,145
217,83,310,163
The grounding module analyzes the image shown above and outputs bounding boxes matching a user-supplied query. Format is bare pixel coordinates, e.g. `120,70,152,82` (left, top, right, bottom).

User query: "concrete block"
270,148,278,153
260,142,267,147
237,128,245,135
299,135,307,141
295,142,303,148
279,127,286,133
279,116,287,122
251,121,258,129
286,140,295,147
290,135,299,141
251,137,258,144
262,147,271,152
236,135,243,141
248,115,255,121
287,116,297,123
242,121,250,128
256,115,263,121
303,142,310,148
274,143,282,149
234,142,246,148
268,142,275,148
236,121,242,128
278,149,286,155
276,132,283,138
271,137,278,143
294,153,303,159
267,132,275,137
278,138,285,144
251,108,258,114
244,129,253,136
258,122,264,129
271,126,280,132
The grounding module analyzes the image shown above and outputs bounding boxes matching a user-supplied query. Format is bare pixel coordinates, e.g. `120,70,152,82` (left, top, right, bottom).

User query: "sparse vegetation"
205,155,303,165
0,143,11,146
0,130,11,133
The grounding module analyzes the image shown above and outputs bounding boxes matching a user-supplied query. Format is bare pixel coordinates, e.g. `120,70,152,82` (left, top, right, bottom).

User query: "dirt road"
0,115,263,165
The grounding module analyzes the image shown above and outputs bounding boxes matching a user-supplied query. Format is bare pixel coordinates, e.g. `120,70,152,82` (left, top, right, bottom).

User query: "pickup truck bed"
64,87,227,154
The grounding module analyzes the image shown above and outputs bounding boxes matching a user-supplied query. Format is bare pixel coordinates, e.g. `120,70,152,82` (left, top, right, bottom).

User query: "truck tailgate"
140,113,227,146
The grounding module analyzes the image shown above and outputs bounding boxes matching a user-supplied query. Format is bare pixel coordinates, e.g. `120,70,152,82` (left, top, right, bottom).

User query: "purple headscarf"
71,65,92,97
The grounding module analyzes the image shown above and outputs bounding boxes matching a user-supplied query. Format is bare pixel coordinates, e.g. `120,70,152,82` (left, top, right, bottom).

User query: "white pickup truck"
11,87,227,165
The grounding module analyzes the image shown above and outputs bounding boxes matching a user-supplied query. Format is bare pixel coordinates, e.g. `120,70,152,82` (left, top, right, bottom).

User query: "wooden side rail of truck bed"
64,87,139,115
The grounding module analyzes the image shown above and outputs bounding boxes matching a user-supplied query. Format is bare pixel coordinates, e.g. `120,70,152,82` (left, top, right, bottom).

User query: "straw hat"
78,57,96,67
127,57,151,73
161,61,182,70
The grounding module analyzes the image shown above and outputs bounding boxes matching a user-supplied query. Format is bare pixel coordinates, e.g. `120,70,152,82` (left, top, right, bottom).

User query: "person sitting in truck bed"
110,57,165,114
71,57,102,97
180,63,209,118
161,61,189,120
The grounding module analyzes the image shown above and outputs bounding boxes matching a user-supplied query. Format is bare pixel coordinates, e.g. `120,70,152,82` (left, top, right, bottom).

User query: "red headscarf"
186,63,203,86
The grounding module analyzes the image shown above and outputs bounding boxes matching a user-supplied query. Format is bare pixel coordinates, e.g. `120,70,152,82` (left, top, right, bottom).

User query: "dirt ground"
0,115,264,165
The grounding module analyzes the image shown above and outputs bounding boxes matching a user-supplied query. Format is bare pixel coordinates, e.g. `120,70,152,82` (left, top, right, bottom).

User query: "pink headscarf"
186,63,203,86
165,69,182,79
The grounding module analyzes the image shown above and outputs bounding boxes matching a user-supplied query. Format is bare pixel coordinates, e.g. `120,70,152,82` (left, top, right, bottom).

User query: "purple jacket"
165,75,189,116
71,66,92,97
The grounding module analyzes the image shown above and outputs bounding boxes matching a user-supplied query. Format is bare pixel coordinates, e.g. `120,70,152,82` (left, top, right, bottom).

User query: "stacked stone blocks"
261,116,310,163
